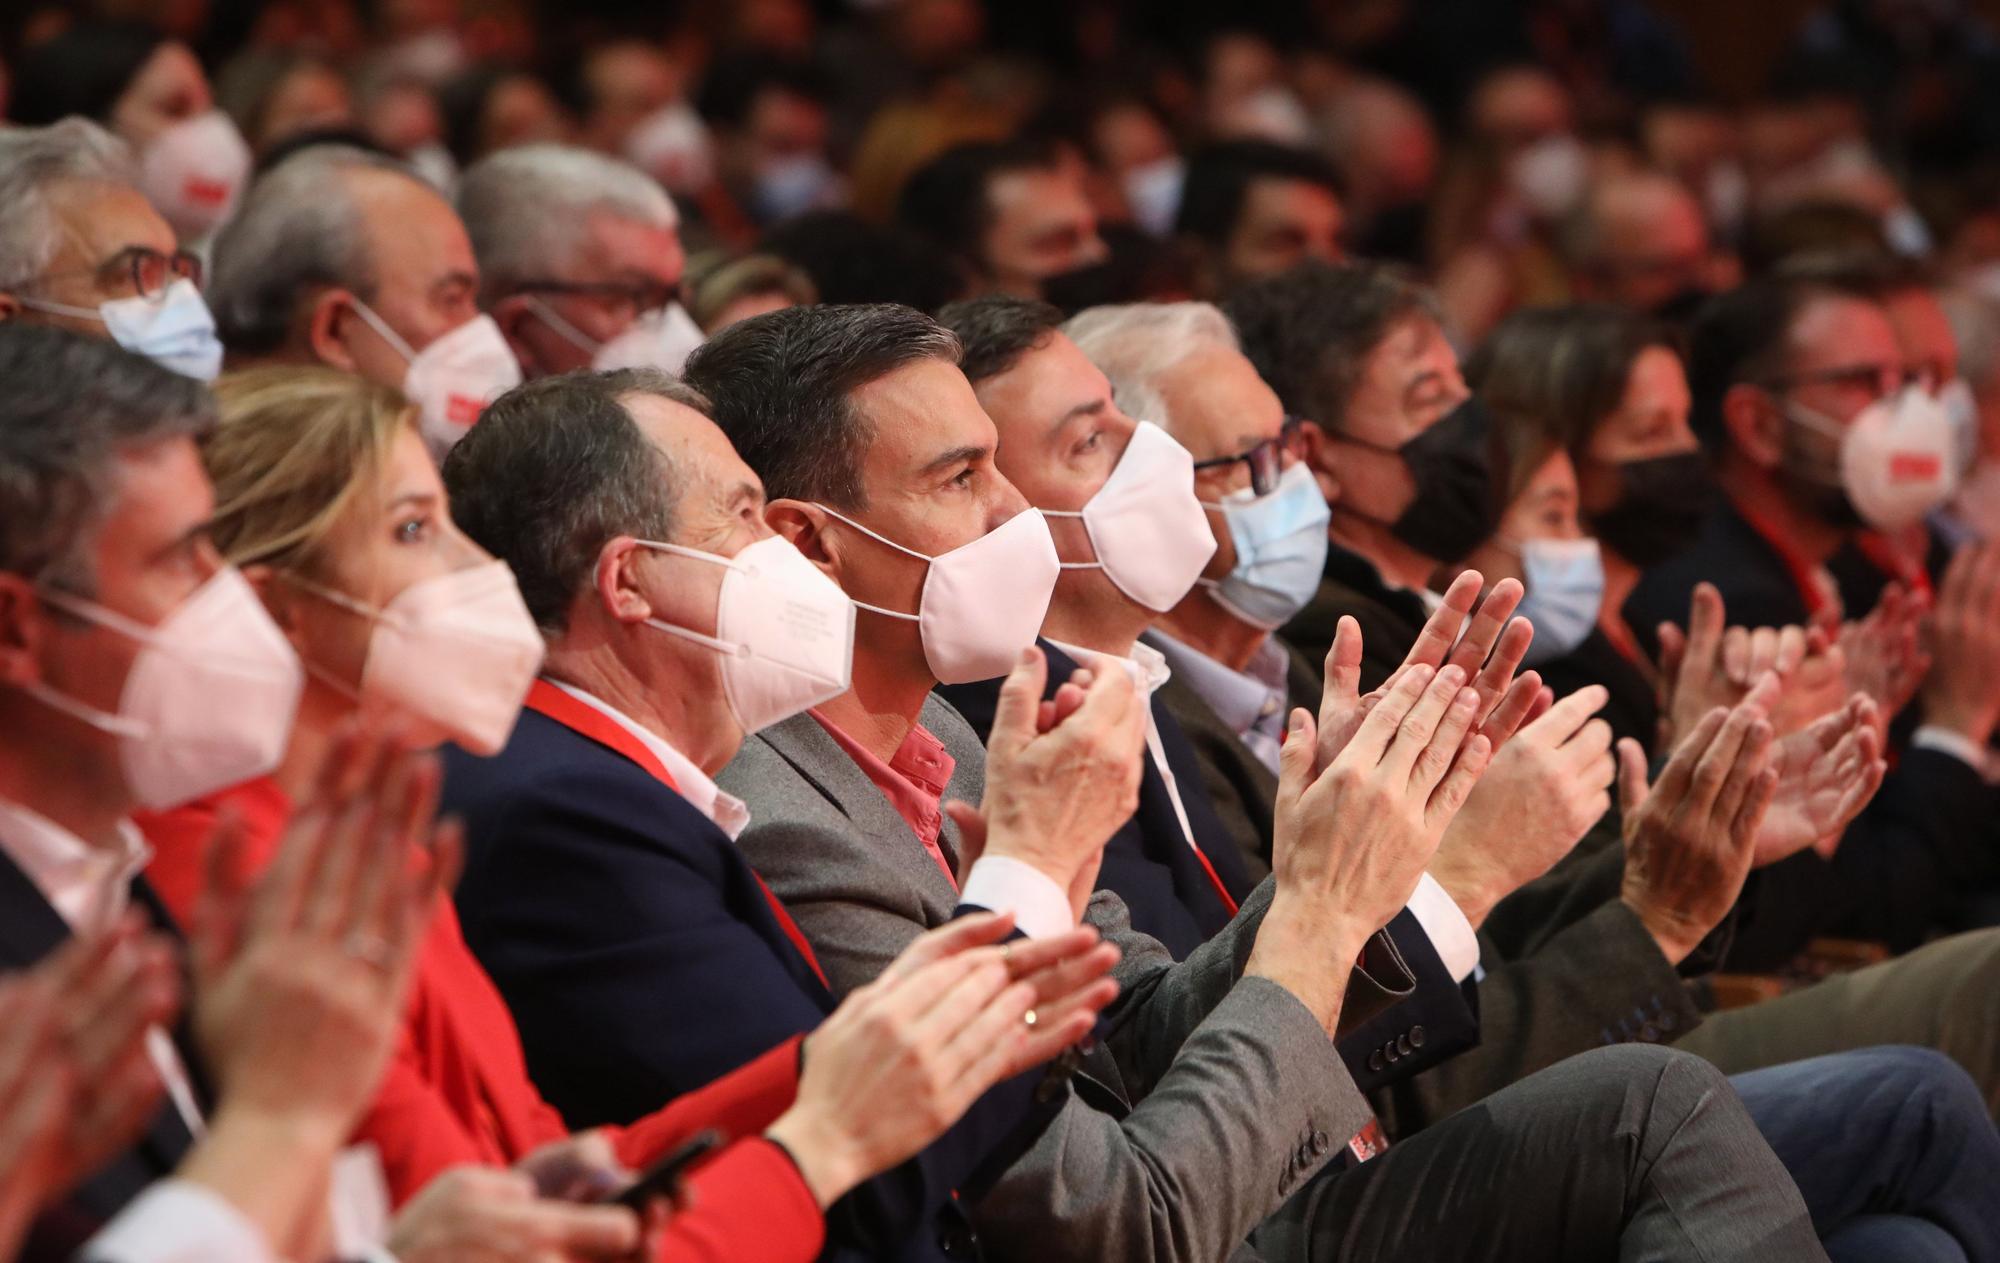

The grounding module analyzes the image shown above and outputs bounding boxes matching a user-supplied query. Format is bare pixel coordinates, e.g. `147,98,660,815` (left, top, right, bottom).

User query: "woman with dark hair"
1466,303,1712,751
9,20,252,242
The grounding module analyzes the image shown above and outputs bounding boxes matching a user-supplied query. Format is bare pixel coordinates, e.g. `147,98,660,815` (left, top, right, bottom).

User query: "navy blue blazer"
441,706,1060,1262
936,641,1479,1099
0,855,202,1263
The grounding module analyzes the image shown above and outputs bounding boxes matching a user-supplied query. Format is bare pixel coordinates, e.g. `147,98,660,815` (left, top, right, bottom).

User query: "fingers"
1721,626,1749,686
1730,767,1781,859
1685,582,1725,675
1320,615,1365,723
988,647,1050,758
1445,577,1523,679
1559,718,1615,776
1427,732,1492,825
1772,625,1808,678
879,912,1016,984
1469,619,1534,720
993,924,1102,982
1523,684,1607,748
1653,706,1728,806
911,956,1014,1050
942,801,990,879
1475,670,1543,748
1688,700,1767,818
1346,663,1436,765
1656,621,1686,695
1385,668,1476,791
522,1201,644,1256
191,805,252,982
1404,572,1483,670
1014,940,1121,1010
1277,708,1319,810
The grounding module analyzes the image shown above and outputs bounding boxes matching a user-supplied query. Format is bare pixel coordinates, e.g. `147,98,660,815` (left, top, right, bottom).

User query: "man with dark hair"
895,140,1107,301
1176,140,1345,297
688,301,1832,1263
760,210,965,310
438,365,1129,1262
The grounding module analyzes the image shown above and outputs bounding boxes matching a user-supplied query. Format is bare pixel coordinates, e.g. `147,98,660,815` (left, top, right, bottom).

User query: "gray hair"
0,119,139,290
0,325,213,589
207,145,420,356
442,367,707,634
1063,301,1240,433
457,144,678,301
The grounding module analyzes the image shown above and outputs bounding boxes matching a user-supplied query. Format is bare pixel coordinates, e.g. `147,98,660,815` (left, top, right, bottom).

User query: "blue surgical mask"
21,278,224,381
1199,462,1331,629
1515,537,1604,667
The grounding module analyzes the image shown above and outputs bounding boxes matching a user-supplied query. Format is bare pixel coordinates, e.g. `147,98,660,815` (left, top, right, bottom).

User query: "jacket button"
1312,1129,1329,1154
1409,1024,1426,1049
1657,1010,1678,1031
1395,1034,1413,1057
1384,1041,1401,1063
1367,1050,1386,1073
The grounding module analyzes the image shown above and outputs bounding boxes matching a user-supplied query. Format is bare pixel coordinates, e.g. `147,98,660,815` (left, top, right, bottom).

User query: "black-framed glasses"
1759,361,1911,400
1192,416,1308,496
512,278,683,324
22,246,203,302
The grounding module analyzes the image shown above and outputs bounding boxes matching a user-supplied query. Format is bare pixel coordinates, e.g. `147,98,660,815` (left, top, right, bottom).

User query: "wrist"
765,1106,864,1209
1922,699,1997,745
979,826,1070,889
1620,892,1701,966
1425,854,1499,930
1245,898,1373,1038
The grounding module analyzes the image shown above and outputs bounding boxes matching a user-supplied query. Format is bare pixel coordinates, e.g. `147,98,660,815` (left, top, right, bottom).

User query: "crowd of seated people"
2,1,2000,1260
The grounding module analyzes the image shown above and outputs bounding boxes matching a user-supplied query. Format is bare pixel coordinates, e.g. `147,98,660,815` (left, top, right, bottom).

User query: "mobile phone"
609,1129,723,1209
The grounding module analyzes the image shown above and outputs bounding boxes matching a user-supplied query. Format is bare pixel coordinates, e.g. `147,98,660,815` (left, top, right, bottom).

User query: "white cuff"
1912,724,1992,778
80,1180,274,1263
1404,872,1482,983
959,855,1075,939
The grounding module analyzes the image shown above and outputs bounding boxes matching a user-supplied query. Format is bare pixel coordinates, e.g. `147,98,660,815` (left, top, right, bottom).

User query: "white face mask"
753,153,842,223
1510,133,1590,221
351,303,522,460
817,505,1061,684
406,142,459,194
638,535,855,734
1513,538,1605,667
20,278,223,381
139,110,252,242
525,298,707,375
291,561,545,756
1122,156,1186,238
624,102,717,196
1791,386,1959,530
1043,421,1217,612
25,569,303,809
1936,376,1979,476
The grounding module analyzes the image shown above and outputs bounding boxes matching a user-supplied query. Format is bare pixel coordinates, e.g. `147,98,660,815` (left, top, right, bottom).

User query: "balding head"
1566,171,1712,314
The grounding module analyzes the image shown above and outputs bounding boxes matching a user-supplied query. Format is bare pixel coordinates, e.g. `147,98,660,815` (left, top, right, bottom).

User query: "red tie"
522,680,831,989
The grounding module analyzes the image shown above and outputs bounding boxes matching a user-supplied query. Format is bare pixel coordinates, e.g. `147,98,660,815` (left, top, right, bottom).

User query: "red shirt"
138,780,823,1263
810,710,959,888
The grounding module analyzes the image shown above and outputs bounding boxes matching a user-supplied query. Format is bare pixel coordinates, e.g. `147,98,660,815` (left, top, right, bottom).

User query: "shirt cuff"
80,1180,274,1263
1912,724,1991,777
1404,871,1482,982
959,855,1075,939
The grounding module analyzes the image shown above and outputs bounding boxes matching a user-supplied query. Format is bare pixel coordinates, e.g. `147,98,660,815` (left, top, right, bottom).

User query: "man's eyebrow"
727,479,764,507
1404,370,1443,397
1048,398,1107,435
920,444,990,477
160,519,214,563
430,271,478,297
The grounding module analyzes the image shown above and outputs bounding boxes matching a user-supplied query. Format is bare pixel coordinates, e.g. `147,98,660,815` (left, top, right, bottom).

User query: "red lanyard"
523,681,829,990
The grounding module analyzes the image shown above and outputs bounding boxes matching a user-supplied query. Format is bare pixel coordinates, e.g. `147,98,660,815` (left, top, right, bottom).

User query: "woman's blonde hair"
203,366,417,574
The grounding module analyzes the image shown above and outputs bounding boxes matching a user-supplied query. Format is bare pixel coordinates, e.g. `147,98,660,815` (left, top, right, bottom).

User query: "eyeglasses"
511,278,683,324
1192,416,1309,496
21,246,203,302
1760,361,1912,400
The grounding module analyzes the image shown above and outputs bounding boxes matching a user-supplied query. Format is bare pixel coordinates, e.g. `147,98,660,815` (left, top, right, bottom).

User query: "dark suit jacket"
1534,627,1659,757
939,639,1253,957
1280,544,1425,698
0,855,201,1263
440,707,1060,1262
1616,494,1998,962
940,639,1475,1099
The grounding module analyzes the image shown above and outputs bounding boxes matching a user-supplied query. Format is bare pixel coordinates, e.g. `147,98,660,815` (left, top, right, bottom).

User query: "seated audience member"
895,140,1109,302
0,324,478,1261
456,144,706,379
698,54,842,227
686,302,1829,1263
684,250,818,333
0,119,221,380
436,63,574,166
1240,272,2000,1116
1174,141,1346,298
935,293,1484,1099
214,50,357,158
759,210,965,311
1560,170,1726,322
436,368,1124,1261
135,367,1113,1263
8,20,252,244
568,39,680,159
206,145,520,458
1937,285,2000,544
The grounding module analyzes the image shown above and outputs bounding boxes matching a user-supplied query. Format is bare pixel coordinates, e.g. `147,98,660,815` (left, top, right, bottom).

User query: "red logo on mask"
183,177,231,207
1889,452,1942,483
447,394,485,426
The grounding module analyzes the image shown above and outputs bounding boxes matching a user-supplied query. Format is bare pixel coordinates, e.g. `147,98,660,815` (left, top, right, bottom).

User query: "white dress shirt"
1139,631,1483,982
80,1181,272,1263
550,682,1074,936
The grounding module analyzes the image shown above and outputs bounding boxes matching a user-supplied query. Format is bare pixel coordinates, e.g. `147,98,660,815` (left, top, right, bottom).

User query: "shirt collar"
547,680,751,841
0,797,151,930
1044,637,1172,700
1144,628,1290,739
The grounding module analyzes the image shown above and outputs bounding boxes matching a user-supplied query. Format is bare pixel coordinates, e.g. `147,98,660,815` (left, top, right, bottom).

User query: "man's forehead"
1789,293,1899,365
856,359,997,472
981,334,1105,434
581,209,684,281
1162,346,1280,450
104,435,213,540
51,180,177,264
353,168,474,265
625,392,761,494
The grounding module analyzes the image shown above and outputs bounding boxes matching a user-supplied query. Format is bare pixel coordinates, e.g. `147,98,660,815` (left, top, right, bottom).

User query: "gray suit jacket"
720,695,1408,1263
1153,642,1706,1136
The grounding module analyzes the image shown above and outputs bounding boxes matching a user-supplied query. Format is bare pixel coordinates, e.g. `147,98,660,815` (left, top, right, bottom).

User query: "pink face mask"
139,110,251,242
816,505,1061,684
1043,420,1217,612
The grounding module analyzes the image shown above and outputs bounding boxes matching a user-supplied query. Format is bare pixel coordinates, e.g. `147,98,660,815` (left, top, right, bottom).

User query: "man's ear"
1722,382,1784,470
307,289,363,372
765,499,840,581
0,291,22,324
592,537,655,625
0,575,47,689
1298,417,1341,505
489,294,540,377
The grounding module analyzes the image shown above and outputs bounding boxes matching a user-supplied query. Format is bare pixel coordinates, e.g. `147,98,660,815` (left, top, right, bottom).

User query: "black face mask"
1649,285,1714,329
1338,395,1501,565
1587,452,1717,566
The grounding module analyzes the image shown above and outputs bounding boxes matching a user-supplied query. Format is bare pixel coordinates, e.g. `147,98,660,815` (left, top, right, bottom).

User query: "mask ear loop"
523,294,605,356
808,505,928,622
632,541,752,655
345,295,420,366
1034,507,1107,571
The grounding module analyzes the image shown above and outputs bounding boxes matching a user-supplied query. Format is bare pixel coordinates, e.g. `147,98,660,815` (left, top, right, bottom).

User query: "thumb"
945,800,990,884
1616,737,1651,820
988,647,1048,757
1277,708,1318,810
